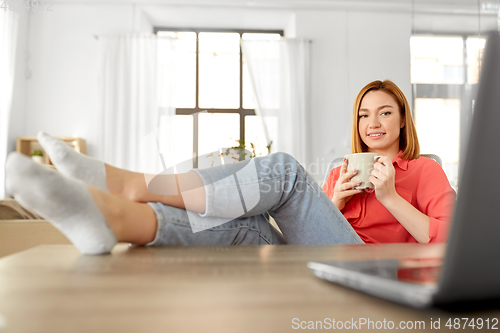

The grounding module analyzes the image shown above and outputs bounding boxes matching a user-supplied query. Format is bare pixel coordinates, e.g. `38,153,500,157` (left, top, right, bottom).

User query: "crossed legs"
94,164,207,243
6,133,363,255
6,133,208,253
103,163,206,213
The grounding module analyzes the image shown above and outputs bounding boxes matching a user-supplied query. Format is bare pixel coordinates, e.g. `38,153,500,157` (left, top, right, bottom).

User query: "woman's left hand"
369,156,399,204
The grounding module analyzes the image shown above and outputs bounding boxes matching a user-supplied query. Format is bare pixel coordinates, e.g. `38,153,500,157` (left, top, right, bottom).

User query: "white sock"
37,131,109,192
5,152,117,255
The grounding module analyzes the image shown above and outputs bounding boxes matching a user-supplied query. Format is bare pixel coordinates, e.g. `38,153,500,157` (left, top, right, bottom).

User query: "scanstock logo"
139,112,261,233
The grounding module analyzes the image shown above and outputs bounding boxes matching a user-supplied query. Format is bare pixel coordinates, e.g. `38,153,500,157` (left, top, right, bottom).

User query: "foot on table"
37,131,109,192
5,152,117,255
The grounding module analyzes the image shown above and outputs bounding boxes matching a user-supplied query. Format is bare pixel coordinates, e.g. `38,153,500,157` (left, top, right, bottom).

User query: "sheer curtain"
242,39,311,165
98,34,176,175
0,10,19,198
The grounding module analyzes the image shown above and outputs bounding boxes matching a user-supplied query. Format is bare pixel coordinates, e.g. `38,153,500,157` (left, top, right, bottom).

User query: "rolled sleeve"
191,168,214,217
417,160,456,243
428,217,450,243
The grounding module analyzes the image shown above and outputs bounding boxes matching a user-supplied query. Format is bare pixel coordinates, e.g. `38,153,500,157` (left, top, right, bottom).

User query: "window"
155,28,283,168
410,35,485,191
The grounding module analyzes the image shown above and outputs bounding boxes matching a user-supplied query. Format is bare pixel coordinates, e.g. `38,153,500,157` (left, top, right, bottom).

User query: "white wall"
8,2,497,182
294,10,350,173
21,4,137,157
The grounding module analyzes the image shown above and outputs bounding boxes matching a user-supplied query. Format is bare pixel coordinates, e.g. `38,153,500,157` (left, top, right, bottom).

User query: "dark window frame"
154,27,284,167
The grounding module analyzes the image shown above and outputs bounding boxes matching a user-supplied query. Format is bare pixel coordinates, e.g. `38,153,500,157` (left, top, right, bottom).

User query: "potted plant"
226,139,274,161
205,140,273,167
31,149,44,164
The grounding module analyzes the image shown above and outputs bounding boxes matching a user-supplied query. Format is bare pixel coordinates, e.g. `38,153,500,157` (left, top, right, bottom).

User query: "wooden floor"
0,243,498,333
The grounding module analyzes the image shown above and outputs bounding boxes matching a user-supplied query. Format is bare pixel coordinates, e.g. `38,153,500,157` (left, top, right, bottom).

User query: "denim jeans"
147,152,364,246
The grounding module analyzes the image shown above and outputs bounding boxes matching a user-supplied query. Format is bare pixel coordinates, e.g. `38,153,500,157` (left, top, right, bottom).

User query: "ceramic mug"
344,152,381,189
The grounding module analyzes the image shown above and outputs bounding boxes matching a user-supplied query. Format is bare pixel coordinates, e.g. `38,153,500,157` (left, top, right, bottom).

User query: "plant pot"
31,156,44,164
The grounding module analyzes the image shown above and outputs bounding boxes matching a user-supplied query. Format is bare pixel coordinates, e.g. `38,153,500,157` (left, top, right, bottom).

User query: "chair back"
419,154,442,166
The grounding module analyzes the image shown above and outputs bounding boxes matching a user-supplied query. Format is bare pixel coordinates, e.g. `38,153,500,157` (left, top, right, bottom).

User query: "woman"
5,80,455,255
323,80,455,244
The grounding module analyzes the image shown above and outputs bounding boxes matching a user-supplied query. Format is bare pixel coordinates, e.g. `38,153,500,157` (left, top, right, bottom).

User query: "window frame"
410,32,486,189
154,27,284,167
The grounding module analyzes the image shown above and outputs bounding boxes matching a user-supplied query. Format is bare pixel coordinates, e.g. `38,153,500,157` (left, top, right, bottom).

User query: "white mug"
344,153,380,189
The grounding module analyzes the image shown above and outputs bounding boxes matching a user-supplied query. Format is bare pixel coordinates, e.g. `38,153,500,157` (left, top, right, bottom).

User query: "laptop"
307,32,500,309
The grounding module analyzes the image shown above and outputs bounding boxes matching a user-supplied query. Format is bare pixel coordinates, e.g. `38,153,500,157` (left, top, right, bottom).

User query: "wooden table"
0,221,70,258
0,243,498,333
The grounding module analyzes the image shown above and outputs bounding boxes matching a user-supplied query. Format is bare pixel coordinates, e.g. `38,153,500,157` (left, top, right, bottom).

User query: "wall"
21,4,136,157
294,10,349,174
8,2,497,182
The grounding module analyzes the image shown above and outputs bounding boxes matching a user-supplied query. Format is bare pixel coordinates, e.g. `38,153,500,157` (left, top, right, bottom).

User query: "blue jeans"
147,152,364,246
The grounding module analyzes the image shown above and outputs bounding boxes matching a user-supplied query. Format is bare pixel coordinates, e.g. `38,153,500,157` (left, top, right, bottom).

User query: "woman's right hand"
331,158,363,211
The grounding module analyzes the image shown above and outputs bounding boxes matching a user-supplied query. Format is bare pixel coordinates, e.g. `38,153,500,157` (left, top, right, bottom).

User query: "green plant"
205,139,272,166
225,139,274,162
225,140,256,162
266,141,273,155
31,149,44,157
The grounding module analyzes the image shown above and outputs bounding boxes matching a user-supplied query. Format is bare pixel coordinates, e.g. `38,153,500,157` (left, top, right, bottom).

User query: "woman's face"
358,90,405,158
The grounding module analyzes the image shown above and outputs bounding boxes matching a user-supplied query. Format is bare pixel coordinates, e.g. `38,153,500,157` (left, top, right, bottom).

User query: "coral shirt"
322,152,456,243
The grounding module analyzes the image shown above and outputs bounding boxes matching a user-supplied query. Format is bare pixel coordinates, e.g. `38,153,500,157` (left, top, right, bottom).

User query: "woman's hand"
369,156,399,205
331,158,363,211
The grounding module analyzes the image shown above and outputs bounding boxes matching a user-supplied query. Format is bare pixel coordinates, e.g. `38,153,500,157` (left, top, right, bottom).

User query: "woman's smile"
367,132,386,139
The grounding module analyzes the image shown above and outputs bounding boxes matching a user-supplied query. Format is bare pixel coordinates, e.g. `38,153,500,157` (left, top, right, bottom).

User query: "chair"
419,154,442,166
322,154,442,185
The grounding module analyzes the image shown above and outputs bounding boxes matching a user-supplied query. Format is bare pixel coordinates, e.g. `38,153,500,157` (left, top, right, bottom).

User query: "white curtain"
0,11,19,198
242,39,311,165
98,34,176,174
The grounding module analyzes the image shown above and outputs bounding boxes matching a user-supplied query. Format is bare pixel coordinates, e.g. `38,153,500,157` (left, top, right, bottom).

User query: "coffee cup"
344,152,380,189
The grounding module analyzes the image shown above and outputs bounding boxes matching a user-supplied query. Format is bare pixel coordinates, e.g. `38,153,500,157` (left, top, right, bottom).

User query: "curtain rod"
93,35,313,42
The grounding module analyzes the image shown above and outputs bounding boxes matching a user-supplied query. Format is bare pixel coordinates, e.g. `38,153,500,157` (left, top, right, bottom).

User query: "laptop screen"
435,32,500,303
